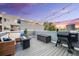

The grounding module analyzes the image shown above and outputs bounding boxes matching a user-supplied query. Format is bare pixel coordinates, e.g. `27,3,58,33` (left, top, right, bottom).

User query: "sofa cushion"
9,33,20,40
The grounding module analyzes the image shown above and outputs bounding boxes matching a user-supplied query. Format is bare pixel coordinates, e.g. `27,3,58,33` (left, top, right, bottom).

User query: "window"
17,19,21,24
4,18,6,22
0,17,2,23
0,17,2,20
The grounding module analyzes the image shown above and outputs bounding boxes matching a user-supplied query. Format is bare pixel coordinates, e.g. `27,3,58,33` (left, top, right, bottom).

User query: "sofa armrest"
0,41,16,56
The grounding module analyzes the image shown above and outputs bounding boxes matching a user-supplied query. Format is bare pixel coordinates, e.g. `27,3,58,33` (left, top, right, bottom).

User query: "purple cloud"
9,3,33,10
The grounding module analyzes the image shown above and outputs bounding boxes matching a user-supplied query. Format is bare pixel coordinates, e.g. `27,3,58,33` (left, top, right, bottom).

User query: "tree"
43,22,56,31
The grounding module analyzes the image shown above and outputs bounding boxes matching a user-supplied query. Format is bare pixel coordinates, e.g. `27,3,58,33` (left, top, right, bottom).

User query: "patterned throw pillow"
3,38,11,41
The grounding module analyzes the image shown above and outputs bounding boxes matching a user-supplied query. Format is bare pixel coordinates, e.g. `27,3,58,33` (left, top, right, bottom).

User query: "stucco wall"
0,14,20,31
20,20,44,31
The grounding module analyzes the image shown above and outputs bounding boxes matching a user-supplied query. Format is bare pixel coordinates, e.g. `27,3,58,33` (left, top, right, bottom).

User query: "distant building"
55,18,79,30
0,13,20,32
66,24,75,30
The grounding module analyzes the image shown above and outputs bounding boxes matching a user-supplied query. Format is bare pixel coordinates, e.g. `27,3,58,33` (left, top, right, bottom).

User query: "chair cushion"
20,32,25,37
3,37,11,41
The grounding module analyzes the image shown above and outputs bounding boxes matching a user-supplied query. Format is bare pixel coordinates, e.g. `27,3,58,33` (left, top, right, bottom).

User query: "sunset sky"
0,3,79,22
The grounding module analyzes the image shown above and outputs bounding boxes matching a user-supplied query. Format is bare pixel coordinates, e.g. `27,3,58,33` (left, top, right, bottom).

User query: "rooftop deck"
15,37,79,56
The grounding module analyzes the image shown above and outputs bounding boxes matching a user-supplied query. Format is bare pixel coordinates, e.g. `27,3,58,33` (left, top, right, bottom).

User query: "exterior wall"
0,14,20,31
20,20,44,31
20,20,27,30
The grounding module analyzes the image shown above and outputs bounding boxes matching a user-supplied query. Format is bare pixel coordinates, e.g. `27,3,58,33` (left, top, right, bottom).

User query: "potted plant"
24,28,28,37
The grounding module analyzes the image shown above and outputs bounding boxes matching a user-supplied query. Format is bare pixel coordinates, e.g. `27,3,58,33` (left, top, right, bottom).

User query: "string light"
42,4,72,21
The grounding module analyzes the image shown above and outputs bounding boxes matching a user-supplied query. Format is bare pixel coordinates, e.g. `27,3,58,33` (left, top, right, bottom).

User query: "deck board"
15,37,79,56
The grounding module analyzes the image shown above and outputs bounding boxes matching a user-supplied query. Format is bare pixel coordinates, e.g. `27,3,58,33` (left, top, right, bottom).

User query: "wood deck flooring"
15,37,79,56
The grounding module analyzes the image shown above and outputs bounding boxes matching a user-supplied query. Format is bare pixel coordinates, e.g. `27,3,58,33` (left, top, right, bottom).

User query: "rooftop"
15,37,79,56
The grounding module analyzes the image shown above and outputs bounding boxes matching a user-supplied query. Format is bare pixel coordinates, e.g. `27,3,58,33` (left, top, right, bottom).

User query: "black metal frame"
20,37,30,50
55,32,78,54
37,35,51,43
